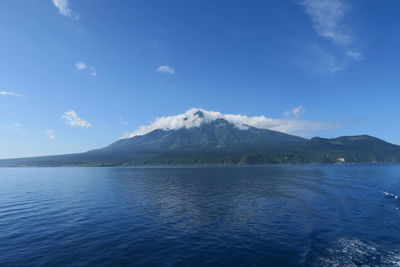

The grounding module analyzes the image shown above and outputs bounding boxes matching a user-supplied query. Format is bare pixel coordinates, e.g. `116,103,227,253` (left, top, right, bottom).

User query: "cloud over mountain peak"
124,108,349,138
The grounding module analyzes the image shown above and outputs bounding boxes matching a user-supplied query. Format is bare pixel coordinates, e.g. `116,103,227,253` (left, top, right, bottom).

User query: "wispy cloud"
52,0,79,20
284,105,305,118
90,67,97,77
157,65,175,74
297,0,363,74
61,110,91,128
75,61,97,77
75,61,87,70
346,50,363,60
0,91,23,97
118,116,128,126
297,45,345,75
299,0,351,44
46,129,56,139
2,123,21,132
125,108,349,138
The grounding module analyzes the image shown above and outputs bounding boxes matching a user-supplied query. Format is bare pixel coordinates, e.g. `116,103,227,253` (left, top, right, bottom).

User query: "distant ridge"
1,110,400,166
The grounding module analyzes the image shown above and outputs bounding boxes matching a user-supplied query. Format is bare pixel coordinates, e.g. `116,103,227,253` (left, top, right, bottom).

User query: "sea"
0,165,399,266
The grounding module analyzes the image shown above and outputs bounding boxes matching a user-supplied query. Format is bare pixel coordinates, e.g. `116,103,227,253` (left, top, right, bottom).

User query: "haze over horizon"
1,0,400,159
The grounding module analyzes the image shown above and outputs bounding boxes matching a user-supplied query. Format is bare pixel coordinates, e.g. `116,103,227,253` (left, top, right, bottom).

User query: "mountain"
99,116,307,153
303,135,400,163
1,110,400,166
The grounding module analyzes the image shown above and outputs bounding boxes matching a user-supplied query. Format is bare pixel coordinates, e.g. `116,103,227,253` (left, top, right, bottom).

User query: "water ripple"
0,165,399,266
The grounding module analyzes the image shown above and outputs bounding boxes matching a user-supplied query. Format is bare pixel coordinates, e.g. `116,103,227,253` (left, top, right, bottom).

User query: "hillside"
1,111,399,166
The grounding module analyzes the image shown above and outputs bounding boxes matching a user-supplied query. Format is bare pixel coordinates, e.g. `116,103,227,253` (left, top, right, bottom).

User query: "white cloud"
0,91,23,97
46,129,56,139
125,108,347,138
284,105,305,118
296,0,363,74
90,67,97,77
75,61,87,70
52,0,79,20
346,50,363,60
300,0,351,44
157,65,175,74
75,61,97,76
61,110,91,128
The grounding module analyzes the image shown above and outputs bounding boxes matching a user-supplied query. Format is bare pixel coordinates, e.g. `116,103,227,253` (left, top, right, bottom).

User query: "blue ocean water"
0,165,400,266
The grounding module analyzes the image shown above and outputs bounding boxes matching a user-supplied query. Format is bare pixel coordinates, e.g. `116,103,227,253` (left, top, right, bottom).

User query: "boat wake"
315,238,400,267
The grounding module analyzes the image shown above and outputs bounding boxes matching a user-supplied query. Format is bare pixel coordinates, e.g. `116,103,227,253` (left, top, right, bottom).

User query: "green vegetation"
1,119,400,167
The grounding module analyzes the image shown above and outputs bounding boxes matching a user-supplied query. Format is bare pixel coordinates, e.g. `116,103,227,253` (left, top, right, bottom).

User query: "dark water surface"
1,165,400,266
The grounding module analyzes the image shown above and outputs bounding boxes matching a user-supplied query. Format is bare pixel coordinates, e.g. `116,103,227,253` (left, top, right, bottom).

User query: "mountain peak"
124,108,250,138
194,110,205,118
124,108,308,139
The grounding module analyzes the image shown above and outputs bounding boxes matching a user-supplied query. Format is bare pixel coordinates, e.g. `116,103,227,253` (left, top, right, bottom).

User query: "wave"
383,191,400,199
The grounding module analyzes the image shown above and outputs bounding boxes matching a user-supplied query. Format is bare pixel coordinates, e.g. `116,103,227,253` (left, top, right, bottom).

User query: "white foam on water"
383,192,400,199
315,238,400,267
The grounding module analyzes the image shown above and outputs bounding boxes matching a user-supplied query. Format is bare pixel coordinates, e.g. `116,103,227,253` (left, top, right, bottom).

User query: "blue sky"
1,0,400,158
